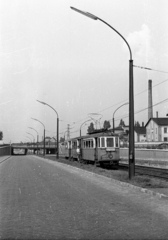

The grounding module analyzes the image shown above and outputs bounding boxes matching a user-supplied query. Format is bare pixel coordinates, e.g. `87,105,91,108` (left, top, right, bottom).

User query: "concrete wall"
120,147,168,161
0,145,11,156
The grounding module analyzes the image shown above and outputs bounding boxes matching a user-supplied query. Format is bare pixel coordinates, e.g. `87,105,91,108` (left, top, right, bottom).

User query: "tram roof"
66,132,118,142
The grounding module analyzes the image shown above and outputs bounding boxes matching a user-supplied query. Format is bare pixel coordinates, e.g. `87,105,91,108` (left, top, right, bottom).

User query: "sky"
1,0,168,143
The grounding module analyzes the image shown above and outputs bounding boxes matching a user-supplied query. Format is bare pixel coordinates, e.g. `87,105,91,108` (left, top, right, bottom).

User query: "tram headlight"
108,153,113,159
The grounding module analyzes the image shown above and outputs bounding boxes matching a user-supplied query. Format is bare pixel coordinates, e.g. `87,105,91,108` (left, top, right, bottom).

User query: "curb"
35,155,168,200
70,164,168,200
0,155,11,163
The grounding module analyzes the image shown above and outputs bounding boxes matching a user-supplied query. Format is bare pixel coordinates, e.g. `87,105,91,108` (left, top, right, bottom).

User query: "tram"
61,132,120,167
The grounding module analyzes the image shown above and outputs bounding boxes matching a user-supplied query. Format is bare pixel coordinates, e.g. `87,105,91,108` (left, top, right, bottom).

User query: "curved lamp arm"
113,102,129,118
37,100,59,118
70,6,132,60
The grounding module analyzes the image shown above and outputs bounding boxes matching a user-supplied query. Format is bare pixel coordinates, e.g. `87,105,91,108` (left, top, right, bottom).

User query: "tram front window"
106,138,114,147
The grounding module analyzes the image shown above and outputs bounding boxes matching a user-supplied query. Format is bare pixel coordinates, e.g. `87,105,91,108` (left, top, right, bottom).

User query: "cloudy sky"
1,0,168,143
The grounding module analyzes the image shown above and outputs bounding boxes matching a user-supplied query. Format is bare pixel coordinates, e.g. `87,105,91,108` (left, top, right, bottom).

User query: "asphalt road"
0,155,168,239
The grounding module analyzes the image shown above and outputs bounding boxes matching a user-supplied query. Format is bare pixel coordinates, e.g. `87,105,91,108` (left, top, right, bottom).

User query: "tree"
0,131,3,140
135,121,140,127
60,137,65,143
87,122,95,133
118,119,125,127
103,120,111,130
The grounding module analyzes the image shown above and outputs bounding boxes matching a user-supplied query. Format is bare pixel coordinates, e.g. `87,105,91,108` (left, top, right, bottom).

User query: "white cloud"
124,24,155,65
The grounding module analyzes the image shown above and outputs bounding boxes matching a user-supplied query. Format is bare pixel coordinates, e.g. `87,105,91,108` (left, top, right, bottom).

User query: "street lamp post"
26,132,35,154
26,136,32,143
37,100,59,159
26,136,32,154
63,130,68,140
26,132,35,142
70,7,135,179
28,127,39,155
113,103,129,133
31,118,45,157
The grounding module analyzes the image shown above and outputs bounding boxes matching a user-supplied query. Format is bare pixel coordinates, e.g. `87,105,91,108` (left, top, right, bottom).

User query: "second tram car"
62,132,120,167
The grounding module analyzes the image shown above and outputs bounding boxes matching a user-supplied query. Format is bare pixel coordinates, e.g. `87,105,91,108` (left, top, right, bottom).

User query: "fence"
0,145,11,156
120,148,168,161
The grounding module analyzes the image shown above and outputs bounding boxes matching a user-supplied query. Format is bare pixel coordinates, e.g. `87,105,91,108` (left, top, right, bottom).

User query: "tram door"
68,141,72,160
79,139,82,160
95,138,99,163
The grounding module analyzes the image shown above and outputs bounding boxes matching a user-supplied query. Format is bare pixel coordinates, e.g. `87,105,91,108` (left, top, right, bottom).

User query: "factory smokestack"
148,79,153,119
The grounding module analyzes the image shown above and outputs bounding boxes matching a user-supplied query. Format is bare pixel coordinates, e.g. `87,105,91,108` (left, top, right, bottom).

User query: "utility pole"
67,124,70,140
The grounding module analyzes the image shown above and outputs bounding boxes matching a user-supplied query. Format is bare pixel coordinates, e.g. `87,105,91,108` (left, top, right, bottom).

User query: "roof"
114,126,124,131
145,118,168,127
107,127,124,132
65,131,119,142
134,127,146,135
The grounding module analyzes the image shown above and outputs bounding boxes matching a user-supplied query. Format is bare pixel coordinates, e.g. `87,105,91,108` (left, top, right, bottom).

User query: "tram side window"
68,142,72,149
106,138,114,147
83,140,94,148
115,137,119,147
97,138,100,147
73,141,77,148
101,138,105,148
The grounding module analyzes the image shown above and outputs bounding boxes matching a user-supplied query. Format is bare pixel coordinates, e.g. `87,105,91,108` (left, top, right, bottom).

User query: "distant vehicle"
13,149,25,154
157,143,168,149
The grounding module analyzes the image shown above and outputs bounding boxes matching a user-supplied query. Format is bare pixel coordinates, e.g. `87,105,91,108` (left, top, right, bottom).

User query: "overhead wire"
74,76,168,126
64,70,168,134
67,97,168,136
133,65,168,74
113,98,168,123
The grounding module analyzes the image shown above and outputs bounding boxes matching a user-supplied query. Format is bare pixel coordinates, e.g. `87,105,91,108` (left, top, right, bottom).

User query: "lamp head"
37,100,46,105
70,7,98,20
31,118,38,121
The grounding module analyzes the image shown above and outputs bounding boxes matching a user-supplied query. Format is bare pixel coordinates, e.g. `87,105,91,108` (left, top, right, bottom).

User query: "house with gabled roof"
134,127,146,142
145,118,168,142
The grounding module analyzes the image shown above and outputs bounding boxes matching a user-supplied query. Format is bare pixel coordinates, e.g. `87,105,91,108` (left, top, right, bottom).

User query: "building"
145,118,168,142
122,124,146,142
134,127,146,142
113,126,125,134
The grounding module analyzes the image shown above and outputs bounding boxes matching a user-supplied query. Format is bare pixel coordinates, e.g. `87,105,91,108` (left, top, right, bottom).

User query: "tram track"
119,163,168,180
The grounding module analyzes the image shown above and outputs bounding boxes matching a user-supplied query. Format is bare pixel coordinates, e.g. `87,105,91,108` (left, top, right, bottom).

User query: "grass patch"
121,158,168,167
41,155,168,190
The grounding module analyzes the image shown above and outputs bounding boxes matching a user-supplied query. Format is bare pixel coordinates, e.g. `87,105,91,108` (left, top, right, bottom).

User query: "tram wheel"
99,162,104,168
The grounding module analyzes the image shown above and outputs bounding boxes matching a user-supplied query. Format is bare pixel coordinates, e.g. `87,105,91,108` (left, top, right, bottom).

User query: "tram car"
60,137,80,160
62,132,120,167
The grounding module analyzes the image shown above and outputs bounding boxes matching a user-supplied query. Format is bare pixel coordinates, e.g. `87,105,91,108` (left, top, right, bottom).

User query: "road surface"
0,155,168,239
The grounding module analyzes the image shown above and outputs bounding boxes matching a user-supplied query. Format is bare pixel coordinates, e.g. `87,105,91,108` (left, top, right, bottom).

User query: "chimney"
142,122,144,127
156,111,158,118
148,79,153,119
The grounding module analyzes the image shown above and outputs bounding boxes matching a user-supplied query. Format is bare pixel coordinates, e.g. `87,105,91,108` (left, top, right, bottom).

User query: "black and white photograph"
1,0,168,239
